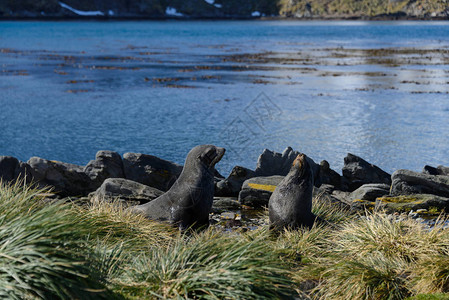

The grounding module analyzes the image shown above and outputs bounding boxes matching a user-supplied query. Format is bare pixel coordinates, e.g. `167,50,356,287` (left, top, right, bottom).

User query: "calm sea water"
1,20,448,175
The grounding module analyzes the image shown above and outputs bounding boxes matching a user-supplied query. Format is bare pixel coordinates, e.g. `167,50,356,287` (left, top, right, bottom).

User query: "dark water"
1,20,449,175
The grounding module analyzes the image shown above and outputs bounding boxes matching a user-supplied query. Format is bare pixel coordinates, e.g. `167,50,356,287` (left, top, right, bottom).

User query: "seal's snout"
292,153,305,169
211,147,225,167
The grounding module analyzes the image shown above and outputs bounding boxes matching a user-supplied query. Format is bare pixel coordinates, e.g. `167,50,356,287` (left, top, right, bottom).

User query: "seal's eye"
199,148,216,166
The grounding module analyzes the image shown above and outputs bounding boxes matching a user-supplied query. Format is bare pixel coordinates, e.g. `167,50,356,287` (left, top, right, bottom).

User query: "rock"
423,165,449,176
350,183,390,201
254,147,320,183
317,160,343,190
91,178,164,205
27,157,93,196
212,197,241,212
375,194,449,214
0,156,31,183
84,150,125,189
331,190,353,206
238,175,284,208
351,199,376,211
313,185,350,209
391,169,449,198
342,153,391,191
122,152,183,191
0,156,20,182
15,161,32,182
314,184,335,195
215,166,256,197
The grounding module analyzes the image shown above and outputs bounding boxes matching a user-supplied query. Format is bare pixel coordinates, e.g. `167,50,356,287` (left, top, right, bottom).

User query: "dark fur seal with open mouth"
131,145,225,230
268,153,317,230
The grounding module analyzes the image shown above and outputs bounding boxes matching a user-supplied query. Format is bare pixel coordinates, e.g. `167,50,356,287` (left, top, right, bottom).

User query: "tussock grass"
0,180,117,299
3,179,449,299
113,228,295,299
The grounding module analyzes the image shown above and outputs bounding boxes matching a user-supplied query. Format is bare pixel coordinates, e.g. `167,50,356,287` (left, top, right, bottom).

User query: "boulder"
238,175,284,208
350,183,390,201
423,165,449,176
212,197,242,213
391,169,449,198
254,147,320,183
122,152,183,191
27,157,93,196
331,190,353,207
84,150,125,189
91,178,163,205
342,153,391,191
318,160,343,190
215,166,256,197
313,185,351,209
375,194,449,214
0,156,20,182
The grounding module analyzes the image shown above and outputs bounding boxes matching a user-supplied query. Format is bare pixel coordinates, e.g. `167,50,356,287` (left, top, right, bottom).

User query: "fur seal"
268,153,317,230
131,145,225,230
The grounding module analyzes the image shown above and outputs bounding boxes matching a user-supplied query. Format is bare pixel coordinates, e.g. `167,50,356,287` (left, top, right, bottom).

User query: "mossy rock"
375,194,449,214
351,198,375,211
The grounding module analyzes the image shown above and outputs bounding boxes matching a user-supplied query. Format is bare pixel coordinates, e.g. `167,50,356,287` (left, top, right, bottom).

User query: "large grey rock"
123,153,183,192
318,160,343,190
84,150,125,189
215,166,256,197
375,194,449,214
238,175,284,208
350,183,390,201
27,157,93,196
254,147,320,184
391,169,449,198
92,178,163,205
423,165,449,176
342,153,391,191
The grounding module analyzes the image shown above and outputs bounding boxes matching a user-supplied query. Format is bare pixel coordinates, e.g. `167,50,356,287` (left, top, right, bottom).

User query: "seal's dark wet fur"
131,145,225,230
268,153,317,230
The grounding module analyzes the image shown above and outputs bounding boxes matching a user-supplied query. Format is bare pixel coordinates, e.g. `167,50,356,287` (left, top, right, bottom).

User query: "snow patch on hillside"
59,2,104,16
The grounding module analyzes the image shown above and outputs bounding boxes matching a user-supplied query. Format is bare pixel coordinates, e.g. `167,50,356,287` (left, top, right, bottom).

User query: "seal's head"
185,145,225,173
291,153,309,178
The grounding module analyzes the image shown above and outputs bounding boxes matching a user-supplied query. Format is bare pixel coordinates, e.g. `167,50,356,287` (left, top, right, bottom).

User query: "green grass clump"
0,180,117,299
113,229,295,299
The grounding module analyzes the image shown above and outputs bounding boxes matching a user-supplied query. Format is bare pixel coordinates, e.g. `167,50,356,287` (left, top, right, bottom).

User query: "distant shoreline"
1,15,448,22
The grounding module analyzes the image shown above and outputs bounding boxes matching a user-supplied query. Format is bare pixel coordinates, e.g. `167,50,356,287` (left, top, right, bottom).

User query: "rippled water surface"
1,20,448,175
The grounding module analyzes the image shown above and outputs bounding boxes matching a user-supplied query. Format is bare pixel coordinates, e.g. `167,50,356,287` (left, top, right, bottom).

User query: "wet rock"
84,150,125,189
342,153,391,191
254,147,320,183
238,175,284,208
423,165,449,176
212,197,242,212
122,152,183,191
375,194,449,214
391,169,449,198
91,178,164,205
0,156,20,182
27,157,92,196
318,160,343,190
350,183,390,201
215,166,256,197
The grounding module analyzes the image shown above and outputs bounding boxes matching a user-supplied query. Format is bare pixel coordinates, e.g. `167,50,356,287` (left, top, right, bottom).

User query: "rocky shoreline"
1,147,449,227
1,0,448,21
